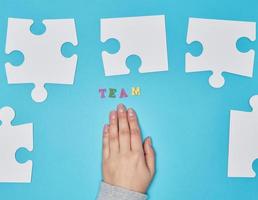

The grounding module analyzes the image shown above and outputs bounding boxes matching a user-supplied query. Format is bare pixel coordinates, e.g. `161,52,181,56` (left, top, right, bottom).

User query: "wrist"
97,181,148,200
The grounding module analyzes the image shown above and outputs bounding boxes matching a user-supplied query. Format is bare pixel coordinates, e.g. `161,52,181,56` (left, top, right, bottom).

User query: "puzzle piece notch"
102,38,120,55
126,54,142,74
237,37,255,53
0,106,33,183
5,18,78,103
187,41,203,57
16,147,33,164
30,20,46,35
6,50,24,67
228,95,258,177
61,42,78,59
186,18,256,88
101,15,168,76
253,159,258,175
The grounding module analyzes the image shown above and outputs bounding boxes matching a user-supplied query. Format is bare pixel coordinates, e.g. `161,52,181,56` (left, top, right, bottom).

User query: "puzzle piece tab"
101,15,168,76
186,18,256,88
228,95,258,177
0,107,33,182
5,18,78,102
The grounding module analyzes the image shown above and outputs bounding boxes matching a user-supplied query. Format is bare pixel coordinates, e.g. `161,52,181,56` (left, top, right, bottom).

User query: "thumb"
143,137,155,176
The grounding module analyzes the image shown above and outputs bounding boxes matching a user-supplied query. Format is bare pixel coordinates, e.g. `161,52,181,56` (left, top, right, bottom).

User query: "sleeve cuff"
97,182,147,200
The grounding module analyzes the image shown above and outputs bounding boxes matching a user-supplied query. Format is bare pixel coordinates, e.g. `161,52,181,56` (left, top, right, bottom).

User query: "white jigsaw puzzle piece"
5,18,78,103
228,95,258,177
186,18,256,88
0,107,33,183
101,15,168,76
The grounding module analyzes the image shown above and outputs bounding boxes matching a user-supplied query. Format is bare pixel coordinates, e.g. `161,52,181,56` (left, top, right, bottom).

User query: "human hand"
102,104,155,194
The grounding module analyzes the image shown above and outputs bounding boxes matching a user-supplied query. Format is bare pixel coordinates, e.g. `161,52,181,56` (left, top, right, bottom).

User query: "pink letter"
99,88,106,98
120,88,128,98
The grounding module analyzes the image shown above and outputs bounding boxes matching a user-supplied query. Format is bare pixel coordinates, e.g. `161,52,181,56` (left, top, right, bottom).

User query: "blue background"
1,0,258,199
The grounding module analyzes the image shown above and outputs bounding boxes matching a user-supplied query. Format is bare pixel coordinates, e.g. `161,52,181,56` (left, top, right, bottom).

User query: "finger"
117,104,131,153
102,124,110,160
109,110,119,154
127,108,143,153
144,137,155,176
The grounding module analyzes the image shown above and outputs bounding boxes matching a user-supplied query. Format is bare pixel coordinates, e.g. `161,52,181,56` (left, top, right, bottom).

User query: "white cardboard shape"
101,15,168,76
228,95,258,177
0,107,33,183
186,18,256,88
5,18,78,103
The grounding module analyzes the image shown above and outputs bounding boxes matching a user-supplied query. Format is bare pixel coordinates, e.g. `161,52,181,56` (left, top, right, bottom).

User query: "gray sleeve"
97,182,148,200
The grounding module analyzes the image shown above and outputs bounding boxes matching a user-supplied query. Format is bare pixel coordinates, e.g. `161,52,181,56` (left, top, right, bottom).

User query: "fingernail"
118,104,125,113
103,124,109,134
148,137,152,146
110,111,116,119
128,108,134,117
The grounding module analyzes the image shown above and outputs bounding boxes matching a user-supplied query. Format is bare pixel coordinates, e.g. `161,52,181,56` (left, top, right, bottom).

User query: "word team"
98,87,141,98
